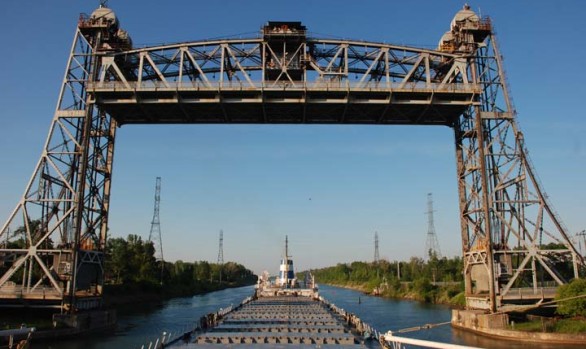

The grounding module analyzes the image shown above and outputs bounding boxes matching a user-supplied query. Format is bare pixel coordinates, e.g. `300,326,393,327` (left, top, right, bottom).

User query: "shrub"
554,318,586,333
449,292,466,307
555,278,586,317
412,278,436,302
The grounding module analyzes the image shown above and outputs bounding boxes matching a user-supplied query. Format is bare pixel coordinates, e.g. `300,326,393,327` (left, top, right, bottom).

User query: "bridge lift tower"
0,4,582,314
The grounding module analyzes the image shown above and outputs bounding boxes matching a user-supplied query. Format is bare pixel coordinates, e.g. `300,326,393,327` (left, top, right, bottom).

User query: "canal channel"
28,285,581,349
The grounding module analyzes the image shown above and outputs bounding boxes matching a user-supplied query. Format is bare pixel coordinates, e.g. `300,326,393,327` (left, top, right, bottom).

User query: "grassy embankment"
308,258,466,307
509,318,586,334
322,278,465,307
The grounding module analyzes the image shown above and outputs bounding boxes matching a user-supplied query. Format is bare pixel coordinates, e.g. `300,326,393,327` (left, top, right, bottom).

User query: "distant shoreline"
318,281,463,307
103,281,255,307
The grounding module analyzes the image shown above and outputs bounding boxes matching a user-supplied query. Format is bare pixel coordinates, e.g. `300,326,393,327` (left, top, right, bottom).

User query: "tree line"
104,234,257,297
309,255,465,304
311,255,463,284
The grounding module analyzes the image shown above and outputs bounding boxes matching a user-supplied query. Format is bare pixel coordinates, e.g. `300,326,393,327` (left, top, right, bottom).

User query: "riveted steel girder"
89,39,478,125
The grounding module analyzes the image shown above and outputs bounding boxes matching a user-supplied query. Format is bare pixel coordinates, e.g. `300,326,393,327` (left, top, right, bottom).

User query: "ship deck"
171,292,378,348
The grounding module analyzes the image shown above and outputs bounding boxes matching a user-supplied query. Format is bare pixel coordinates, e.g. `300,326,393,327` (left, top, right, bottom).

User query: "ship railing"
140,331,171,349
143,322,200,349
381,331,484,349
318,295,382,342
147,295,256,348
0,326,35,349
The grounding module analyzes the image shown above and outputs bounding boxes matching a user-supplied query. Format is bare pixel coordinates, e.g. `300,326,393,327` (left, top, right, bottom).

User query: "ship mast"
279,235,295,288
285,235,289,261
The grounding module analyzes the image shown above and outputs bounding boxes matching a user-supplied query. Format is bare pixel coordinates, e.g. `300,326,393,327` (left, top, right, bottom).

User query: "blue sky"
1,1,585,275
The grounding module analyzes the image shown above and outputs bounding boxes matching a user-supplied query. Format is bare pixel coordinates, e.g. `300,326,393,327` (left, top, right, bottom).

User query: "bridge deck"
0,285,101,308
500,287,558,301
90,82,477,126
466,287,558,310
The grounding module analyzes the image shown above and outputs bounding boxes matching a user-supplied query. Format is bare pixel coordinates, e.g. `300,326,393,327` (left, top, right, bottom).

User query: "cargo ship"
151,237,479,349
160,236,382,348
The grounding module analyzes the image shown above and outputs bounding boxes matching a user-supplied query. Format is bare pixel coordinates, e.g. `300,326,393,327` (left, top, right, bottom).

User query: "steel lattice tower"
217,230,224,282
374,231,380,263
148,177,164,267
425,193,442,260
577,230,586,257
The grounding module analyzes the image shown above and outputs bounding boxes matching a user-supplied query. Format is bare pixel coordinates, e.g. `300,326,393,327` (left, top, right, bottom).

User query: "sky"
0,1,585,275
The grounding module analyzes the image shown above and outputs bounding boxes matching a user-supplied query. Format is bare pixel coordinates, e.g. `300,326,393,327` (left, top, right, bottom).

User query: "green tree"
105,237,129,284
195,261,212,282
556,278,586,317
105,234,158,284
103,234,256,298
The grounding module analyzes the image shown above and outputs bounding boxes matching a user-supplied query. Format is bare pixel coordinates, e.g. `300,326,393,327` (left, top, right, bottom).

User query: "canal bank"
452,309,586,346
321,282,586,346
318,281,464,307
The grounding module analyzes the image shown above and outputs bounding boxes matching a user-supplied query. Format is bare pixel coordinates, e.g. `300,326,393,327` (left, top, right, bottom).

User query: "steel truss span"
0,6,582,313
92,37,476,125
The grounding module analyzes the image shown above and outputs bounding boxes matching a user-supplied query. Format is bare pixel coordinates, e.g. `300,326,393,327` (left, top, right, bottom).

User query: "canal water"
30,285,580,349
